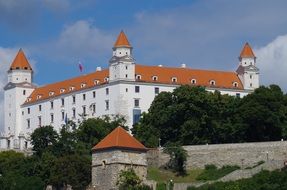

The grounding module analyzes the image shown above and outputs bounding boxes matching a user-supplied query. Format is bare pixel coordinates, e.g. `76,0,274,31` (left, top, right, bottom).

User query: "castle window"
83,93,86,101
171,77,177,83
136,75,142,80
126,88,128,92
134,99,140,107
81,83,86,88
236,93,240,98
27,119,30,129
49,91,55,96
51,114,54,123
210,80,216,86
191,79,197,85
93,91,96,98
92,104,96,113
94,80,100,85
250,83,253,87
27,108,30,114
250,75,252,79
155,87,159,94
72,108,76,118
152,76,158,81
62,111,65,121
126,66,128,70
50,101,54,109
61,98,65,107
72,95,76,104
60,88,65,93
37,95,42,99
39,105,42,112
25,141,28,149
102,160,106,169
69,86,75,91
24,67,28,70
135,86,140,93
125,74,128,78
23,90,26,95
83,106,86,115
105,100,109,110
106,88,109,95
104,77,109,82
233,82,238,88
38,116,42,127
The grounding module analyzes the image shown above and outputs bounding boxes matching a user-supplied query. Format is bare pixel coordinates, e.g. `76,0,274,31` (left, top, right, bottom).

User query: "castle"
0,31,259,150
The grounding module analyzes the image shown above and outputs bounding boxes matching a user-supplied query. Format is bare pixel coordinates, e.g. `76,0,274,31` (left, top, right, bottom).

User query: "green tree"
163,143,188,175
31,125,58,156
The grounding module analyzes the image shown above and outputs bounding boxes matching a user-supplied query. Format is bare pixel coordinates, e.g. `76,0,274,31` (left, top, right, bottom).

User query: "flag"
78,61,83,72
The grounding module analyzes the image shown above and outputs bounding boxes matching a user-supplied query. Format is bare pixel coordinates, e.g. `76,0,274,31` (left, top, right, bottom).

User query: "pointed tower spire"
239,42,255,58
9,49,33,71
113,30,131,48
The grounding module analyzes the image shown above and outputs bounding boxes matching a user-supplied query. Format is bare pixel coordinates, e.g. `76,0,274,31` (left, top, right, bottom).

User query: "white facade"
0,33,259,150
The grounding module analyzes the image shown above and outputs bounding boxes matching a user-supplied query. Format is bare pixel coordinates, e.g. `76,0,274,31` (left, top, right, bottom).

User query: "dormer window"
27,98,31,102
94,80,100,85
37,95,42,100
191,79,197,85
233,82,238,88
60,88,65,93
49,91,55,96
152,76,158,81
104,77,109,82
171,77,177,83
210,80,216,86
81,83,86,88
69,86,75,91
136,75,142,80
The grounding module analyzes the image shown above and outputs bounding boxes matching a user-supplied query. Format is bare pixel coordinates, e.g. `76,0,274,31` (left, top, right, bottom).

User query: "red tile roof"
240,43,255,58
114,31,131,48
23,65,243,105
23,69,109,105
135,65,243,89
10,49,33,71
92,126,147,151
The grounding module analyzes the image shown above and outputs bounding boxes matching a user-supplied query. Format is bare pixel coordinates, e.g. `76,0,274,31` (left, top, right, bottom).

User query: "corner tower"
92,127,147,190
236,43,259,90
3,49,36,149
109,31,135,82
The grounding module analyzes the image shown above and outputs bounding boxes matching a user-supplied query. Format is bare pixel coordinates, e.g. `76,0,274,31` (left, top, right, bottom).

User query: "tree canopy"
132,85,287,147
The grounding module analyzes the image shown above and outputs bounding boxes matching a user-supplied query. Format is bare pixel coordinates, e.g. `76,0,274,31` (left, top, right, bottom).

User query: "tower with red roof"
92,126,147,190
3,49,36,149
236,43,260,90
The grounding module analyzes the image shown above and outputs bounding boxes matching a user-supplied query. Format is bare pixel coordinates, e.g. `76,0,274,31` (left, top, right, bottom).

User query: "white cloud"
255,35,287,91
33,20,114,64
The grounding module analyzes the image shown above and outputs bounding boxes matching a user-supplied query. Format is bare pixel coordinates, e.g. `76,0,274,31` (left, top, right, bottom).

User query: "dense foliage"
0,116,126,189
196,164,240,181
188,169,287,190
132,85,287,147
117,168,152,190
163,143,188,175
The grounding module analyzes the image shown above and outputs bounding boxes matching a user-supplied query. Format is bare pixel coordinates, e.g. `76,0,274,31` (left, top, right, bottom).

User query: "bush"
156,182,166,190
196,165,240,181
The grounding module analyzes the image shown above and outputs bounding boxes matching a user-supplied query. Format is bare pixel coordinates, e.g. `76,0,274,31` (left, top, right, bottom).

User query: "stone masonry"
148,141,287,169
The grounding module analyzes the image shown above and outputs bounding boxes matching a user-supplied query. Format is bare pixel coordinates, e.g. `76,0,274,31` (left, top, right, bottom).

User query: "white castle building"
0,31,259,150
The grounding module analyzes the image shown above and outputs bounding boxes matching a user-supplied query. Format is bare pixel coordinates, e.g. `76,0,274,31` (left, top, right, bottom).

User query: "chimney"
181,63,186,68
96,67,102,71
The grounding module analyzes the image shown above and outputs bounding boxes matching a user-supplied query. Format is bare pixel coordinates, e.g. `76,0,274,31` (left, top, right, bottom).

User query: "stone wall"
148,141,287,169
92,149,147,190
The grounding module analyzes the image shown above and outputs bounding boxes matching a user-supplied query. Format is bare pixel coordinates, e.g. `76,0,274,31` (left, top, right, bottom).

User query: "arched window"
210,80,216,86
94,80,100,85
171,77,177,83
104,77,109,82
152,76,158,81
136,75,142,80
81,83,86,88
233,82,238,88
191,79,196,85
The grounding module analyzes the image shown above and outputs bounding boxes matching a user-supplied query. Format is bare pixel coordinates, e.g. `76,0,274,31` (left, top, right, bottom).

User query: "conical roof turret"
9,49,33,71
239,42,255,58
113,30,131,48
